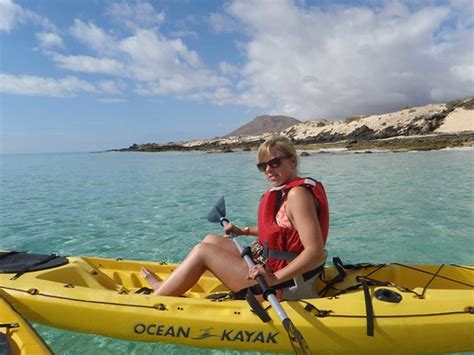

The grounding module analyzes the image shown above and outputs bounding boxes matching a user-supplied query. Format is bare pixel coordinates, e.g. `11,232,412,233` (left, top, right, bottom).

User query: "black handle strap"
245,289,271,323
361,279,375,336
0,323,20,329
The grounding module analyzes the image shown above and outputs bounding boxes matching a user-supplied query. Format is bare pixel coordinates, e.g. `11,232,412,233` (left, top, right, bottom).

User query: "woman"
141,136,329,299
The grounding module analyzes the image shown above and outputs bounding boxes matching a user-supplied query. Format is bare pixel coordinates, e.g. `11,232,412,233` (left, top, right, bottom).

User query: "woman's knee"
188,242,224,268
202,233,223,245
190,241,213,259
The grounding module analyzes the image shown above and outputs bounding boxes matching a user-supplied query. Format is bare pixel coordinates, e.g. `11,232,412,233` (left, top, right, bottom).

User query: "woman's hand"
224,223,244,236
224,223,236,236
247,264,278,286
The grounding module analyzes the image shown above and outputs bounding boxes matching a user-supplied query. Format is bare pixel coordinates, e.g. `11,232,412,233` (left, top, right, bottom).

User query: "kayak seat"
34,262,118,290
0,332,11,355
0,252,68,274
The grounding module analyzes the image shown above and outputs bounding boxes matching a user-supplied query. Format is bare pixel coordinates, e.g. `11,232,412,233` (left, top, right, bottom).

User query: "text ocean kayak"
0,293,52,355
0,251,472,353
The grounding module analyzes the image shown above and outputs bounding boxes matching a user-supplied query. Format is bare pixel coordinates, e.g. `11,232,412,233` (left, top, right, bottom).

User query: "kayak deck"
36,256,230,297
47,256,474,297
0,252,473,353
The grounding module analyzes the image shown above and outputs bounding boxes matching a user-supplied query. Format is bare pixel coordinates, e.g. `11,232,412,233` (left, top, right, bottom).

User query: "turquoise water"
1,149,473,354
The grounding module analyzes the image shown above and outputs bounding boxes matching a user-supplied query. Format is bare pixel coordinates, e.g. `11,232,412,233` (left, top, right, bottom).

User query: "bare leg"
140,267,163,290
151,235,255,296
201,233,243,255
140,234,238,293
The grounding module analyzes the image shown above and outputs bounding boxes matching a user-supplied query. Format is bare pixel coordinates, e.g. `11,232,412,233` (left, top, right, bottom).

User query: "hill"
224,115,301,137
111,98,473,152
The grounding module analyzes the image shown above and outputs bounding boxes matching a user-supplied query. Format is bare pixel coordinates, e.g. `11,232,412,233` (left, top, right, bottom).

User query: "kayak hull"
0,253,473,353
0,294,52,355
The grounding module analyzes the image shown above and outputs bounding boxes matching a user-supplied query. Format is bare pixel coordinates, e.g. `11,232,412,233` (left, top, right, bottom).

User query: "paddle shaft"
209,200,308,354
222,220,291,324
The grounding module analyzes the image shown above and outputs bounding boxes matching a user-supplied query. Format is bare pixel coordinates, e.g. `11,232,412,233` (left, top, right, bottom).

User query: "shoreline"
109,99,473,154
297,132,474,153
107,131,474,154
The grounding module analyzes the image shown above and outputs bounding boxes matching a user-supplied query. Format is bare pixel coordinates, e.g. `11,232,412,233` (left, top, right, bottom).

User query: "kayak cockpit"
32,256,230,296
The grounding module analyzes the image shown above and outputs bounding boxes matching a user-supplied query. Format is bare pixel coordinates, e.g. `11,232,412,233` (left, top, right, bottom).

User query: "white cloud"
70,19,117,55
219,61,239,75
0,73,99,97
170,30,198,39
106,0,165,30
52,53,125,76
135,70,228,96
119,29,202,78
209,12,239,33
3,1,229,102
56,23,228,96
0,0,22,32
220,0,474,119
36,31,64,49
6,0,471,117
98,80,123,95
0,72,123,98
0,0,54,32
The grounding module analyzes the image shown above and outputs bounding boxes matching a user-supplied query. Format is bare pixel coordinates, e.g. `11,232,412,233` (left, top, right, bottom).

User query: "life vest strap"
272,263,325,290
263,242,299,261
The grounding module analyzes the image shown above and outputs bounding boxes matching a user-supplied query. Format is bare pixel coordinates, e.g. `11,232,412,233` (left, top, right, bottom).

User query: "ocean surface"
1,148,473,354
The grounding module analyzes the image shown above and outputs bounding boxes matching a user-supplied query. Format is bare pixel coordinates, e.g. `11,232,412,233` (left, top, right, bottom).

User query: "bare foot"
140,267,163,292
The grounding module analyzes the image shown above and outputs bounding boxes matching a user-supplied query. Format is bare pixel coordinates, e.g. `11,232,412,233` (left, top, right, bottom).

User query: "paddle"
207,196,309,355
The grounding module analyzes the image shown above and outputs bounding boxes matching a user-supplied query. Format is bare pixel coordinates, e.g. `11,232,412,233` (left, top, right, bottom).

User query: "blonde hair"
257,136,298,166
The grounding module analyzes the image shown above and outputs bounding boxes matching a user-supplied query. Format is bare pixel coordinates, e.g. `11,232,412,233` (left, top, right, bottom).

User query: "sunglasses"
256,155,292,172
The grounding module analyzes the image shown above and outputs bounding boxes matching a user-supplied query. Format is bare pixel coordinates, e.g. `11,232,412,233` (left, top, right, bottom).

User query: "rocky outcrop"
113,143,190,152
111,98,473,152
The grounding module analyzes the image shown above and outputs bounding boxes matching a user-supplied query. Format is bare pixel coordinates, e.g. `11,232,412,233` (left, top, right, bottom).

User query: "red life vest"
257,177,329,271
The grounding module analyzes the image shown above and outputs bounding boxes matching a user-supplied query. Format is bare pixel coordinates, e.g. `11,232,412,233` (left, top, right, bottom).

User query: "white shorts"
281,252,327,300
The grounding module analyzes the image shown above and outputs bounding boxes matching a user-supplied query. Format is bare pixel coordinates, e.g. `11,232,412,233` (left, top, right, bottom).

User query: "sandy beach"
436,108,473,133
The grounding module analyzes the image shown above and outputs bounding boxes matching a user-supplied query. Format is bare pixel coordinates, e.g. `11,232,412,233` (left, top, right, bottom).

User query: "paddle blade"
283,318,309,355
207,196,226,223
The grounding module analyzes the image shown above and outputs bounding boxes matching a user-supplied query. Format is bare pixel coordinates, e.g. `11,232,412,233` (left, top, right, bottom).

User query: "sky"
0,0,473,154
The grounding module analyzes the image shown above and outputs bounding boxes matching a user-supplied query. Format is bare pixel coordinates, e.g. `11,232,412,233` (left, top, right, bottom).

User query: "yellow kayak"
0,251,472,353
0,292,52,355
